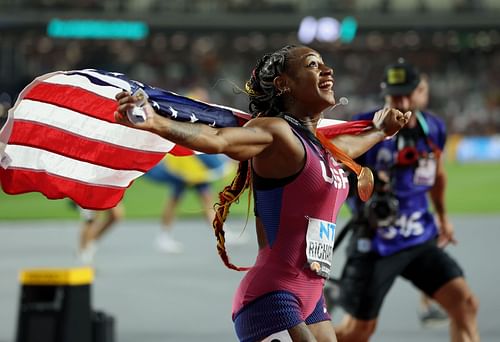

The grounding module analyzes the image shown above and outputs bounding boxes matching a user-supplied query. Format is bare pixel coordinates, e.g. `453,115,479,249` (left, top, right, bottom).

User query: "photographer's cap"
380,58,420,96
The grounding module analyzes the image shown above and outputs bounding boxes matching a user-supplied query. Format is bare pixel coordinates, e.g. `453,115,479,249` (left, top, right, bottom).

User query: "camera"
397,146,420,166
363,190,399,229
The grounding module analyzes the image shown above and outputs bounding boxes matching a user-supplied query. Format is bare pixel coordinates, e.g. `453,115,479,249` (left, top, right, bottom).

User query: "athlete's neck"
283,113,320,133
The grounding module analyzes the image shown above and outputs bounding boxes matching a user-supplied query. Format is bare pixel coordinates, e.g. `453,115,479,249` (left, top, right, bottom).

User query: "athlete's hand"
114,91,158,131
372,108,411,137
437,215,457,248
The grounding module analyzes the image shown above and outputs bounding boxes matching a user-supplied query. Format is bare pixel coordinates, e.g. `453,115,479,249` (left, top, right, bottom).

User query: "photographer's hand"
437,215,457,248
430,154,455,248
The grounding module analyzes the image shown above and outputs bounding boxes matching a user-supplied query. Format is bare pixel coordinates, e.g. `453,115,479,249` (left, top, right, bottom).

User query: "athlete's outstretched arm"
114,91,273,161
331,108,411,159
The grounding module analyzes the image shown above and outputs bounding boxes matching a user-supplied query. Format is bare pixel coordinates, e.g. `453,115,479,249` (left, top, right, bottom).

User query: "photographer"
332,60,480,342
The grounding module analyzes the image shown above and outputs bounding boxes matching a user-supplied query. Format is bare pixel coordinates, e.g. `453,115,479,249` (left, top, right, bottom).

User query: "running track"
0,215,498,341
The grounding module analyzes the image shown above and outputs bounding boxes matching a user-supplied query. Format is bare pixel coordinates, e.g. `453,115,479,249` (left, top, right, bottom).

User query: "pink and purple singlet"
232,127,349,341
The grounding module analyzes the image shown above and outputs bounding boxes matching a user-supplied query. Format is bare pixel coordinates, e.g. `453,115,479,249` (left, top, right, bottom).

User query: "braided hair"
211,45,297,271
212,161,251,271
245,45,296,118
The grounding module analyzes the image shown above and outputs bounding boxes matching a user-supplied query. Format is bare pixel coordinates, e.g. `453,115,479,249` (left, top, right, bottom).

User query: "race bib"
305,217,336,278
413,156,437,186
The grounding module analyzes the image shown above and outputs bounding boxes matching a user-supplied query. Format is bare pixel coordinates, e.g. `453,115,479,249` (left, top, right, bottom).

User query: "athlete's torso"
232,127,349,318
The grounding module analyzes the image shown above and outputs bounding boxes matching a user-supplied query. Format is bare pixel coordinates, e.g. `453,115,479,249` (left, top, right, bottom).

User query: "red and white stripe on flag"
0,71,179,210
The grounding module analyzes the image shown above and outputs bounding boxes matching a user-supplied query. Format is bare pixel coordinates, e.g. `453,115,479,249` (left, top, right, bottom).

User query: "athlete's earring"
276,87,290,97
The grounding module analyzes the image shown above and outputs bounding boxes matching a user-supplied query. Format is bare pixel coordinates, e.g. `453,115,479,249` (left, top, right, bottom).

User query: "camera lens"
397,146,419,166
373,202,391,219
364,192,399,228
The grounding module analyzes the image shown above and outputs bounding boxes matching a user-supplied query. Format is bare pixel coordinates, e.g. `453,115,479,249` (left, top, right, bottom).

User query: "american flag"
0,69,369,210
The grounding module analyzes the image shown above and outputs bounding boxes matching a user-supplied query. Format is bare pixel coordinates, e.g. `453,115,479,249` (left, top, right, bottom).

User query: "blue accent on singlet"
252,128,308,248
254,187,284,247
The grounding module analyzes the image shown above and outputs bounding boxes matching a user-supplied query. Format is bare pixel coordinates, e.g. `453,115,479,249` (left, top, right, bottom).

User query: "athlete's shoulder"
245,116,287,127
245,116,296,142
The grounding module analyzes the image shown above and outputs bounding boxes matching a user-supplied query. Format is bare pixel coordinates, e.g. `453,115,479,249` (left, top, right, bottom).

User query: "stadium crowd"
0,30,499,135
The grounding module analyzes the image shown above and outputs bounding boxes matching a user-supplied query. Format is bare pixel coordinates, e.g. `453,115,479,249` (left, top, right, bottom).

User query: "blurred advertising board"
449,135,500,162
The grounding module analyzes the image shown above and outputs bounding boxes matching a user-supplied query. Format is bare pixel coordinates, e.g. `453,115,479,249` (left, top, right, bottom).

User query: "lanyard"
405,111,441,157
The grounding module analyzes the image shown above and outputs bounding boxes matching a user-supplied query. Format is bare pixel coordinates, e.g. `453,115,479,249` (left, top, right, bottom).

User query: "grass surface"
0,162,499,220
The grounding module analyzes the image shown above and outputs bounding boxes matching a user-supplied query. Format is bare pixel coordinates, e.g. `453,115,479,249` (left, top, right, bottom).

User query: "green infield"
0,162,499,220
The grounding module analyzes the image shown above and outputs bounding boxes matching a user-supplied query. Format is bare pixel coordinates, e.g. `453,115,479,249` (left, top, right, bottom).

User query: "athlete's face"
281,47,336,114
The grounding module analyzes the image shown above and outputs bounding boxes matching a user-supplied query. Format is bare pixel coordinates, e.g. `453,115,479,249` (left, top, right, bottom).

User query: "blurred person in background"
145,149,235,253
77,203,125,264
114,45,409,341
144,86,238,254
331,59,479,342
412,74,449,327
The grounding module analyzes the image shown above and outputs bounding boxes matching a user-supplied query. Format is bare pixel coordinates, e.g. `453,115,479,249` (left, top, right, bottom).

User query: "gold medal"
316,131,375,202
357,166,374,202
